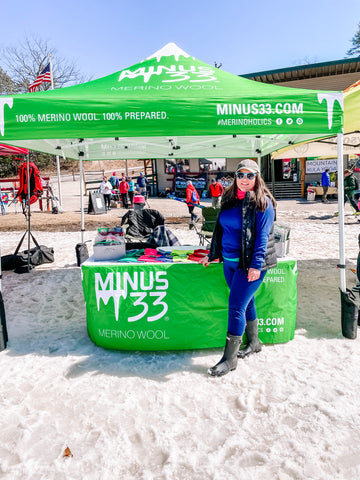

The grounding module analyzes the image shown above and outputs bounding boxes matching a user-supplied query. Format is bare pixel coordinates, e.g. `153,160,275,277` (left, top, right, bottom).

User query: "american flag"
28,63,52,92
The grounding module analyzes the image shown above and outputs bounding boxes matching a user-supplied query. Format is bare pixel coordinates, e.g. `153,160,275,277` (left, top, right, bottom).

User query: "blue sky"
2,0,360,80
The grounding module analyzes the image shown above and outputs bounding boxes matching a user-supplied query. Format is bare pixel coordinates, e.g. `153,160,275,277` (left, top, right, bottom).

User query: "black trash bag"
340,288,359,339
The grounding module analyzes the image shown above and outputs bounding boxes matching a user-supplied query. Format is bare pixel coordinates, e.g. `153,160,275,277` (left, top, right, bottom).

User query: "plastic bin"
307,188,316,201
93,227,126,261
274,224,290,258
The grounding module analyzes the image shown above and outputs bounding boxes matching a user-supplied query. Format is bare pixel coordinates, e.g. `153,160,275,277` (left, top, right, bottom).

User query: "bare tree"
1,35,86,92
0,67,19,95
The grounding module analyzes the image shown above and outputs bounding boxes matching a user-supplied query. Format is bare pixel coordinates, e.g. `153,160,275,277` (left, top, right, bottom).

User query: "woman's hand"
198,256,220,267
198,255,210,267
247,268,261,282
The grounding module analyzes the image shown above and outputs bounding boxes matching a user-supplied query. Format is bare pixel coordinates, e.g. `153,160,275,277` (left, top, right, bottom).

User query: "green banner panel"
81,259,297,351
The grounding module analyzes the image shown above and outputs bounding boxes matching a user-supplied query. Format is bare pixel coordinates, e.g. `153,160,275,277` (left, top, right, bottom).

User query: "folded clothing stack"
119,247,209,263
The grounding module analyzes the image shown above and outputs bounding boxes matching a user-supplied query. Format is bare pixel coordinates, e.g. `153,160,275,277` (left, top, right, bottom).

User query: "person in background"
109,172,120,190
100,176,112,211
127,176,135,207
119,176,130,209
186,180,200,223
321,169,331,203
208,178,224,208
136,172,148,196
344,169,360,214
199,159,277,377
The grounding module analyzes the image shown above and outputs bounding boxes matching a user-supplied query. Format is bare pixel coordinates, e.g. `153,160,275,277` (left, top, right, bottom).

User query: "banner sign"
174,173,207,194
82,259,297,351
306,159,338,173
216,172,234,189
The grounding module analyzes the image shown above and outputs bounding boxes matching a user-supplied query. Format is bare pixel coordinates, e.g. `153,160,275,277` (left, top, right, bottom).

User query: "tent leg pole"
56,155,63,211
337,133,346,292
257,155,261,176
79,152,85,244
26,155,31,272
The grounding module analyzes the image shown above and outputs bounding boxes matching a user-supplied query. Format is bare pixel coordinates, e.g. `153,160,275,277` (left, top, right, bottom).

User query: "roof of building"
241,57,360,91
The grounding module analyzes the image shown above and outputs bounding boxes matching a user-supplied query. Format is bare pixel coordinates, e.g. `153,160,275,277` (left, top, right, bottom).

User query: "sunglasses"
235,171,257,180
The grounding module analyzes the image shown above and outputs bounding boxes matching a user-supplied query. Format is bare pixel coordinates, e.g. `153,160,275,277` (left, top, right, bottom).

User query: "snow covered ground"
0,205,360,480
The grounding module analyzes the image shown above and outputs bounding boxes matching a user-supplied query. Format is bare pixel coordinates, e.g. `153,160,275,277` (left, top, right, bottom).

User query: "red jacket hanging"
17,161,43,205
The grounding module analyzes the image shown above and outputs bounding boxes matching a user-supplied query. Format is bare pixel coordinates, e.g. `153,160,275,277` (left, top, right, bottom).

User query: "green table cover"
81,258,297,351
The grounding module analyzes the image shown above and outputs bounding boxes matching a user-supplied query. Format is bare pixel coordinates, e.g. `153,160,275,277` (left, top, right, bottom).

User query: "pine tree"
347,22,360,57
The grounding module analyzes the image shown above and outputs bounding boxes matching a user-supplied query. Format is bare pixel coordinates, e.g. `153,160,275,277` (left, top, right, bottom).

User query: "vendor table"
81,258,297,351
314,186,338,196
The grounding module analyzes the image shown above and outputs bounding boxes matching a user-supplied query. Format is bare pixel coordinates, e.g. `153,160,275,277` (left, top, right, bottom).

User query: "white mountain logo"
0,98,13,136
317,92,344,129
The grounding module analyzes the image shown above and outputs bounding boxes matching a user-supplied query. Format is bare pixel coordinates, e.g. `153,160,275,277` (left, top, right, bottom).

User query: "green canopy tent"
0,43,345,282
0,43,343,158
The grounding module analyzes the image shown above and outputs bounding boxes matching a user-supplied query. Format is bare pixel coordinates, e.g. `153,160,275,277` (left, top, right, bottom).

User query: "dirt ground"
0,210,189,232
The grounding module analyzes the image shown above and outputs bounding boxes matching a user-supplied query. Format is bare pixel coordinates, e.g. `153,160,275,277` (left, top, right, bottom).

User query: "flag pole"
49,53,54,90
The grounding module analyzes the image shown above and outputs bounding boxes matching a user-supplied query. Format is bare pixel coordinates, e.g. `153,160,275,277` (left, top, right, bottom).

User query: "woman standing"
199,159,277,377
100,176,113,211
119,177,130,209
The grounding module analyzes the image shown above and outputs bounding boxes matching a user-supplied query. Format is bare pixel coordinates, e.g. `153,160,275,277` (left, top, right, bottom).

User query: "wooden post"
300,157,306,197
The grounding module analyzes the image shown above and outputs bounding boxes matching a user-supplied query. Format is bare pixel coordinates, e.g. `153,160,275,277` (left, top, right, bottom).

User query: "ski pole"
167,195,205,209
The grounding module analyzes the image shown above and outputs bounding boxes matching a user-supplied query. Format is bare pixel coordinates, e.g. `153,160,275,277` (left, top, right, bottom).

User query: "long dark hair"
222,173,276,212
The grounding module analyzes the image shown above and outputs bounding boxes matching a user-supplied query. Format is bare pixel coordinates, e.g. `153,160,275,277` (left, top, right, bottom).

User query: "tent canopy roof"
0,43,344,161
0,143,28,156
242,57,360,85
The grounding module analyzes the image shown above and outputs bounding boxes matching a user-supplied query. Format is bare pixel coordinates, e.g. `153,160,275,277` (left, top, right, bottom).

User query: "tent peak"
146,43,193,63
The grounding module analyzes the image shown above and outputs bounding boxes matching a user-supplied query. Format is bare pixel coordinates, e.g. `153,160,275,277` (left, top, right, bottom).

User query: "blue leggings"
223,259,266,336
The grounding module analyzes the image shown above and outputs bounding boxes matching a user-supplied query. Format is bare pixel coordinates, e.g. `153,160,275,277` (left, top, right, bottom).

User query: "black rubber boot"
238,319,262,358
208,333,242,377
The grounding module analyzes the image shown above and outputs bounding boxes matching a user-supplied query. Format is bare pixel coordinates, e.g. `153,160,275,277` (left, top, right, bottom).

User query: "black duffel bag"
1,232,54,271
18,245,54,266
1,245,54,271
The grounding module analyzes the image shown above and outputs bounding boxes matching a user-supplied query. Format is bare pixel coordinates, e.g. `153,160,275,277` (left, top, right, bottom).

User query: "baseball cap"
236,159,260,174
